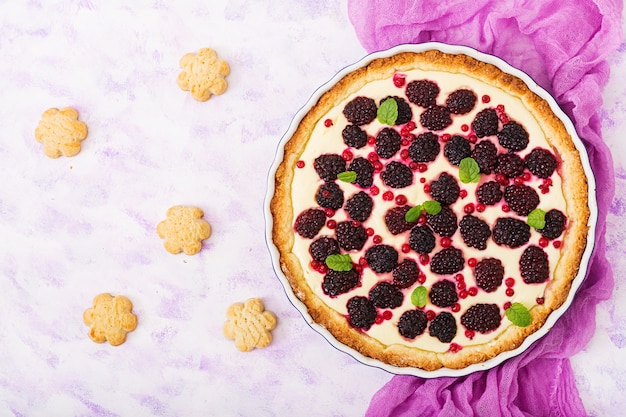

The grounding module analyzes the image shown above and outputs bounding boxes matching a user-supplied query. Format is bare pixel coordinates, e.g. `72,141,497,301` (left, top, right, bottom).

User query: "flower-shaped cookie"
83,293,138,346
35,107,88,158
177,48,230,102
156,205,212,255
223,298,277,352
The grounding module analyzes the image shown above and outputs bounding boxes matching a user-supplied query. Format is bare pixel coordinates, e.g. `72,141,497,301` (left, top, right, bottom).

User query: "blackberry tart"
269,45,591,372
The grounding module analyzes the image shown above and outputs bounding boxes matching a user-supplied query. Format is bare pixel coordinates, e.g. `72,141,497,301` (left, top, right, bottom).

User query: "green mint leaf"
422,200,442,215
459,157,481,184
377,98,398,126
405,205,423,223
527,208,547,229
410,286,428,308
325,254,353,272
505,302,532,327
337,171,357,183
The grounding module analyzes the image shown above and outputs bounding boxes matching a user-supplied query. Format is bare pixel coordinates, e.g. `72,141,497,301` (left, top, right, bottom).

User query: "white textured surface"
0,1,624,416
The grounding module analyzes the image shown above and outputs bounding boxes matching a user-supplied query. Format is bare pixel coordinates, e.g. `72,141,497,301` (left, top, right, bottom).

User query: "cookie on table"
223,298,277,352
177,48,230,102
34,107,88,158
156,205,212,255
83,293,138,346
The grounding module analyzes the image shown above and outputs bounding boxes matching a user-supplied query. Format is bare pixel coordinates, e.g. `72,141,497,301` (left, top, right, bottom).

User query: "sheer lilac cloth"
347,1,623,415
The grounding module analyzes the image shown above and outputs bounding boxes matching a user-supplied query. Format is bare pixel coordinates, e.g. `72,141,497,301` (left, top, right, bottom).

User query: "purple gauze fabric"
346,1,623,416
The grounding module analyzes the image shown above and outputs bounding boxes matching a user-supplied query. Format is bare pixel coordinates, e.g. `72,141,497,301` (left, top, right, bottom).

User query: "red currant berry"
441,237,452,248
342,149,353,161
476,203,486,213
400,149,410,159
383,310,393,320
423,184,431,193
441,133,451,142
296,160,305,168
502,204,511,213
449,343,463,353
465,329,476,339
373,235,383,244
393,73,406,87
367,136,376,145
324,208,335,217
536,297,545,305
419,254,430,265
505,277,515,287
370,185,380,196
505,288,515,297
418,163,428,173
367,152,378,162
468,287,478,296
539,237,549,248
401,243,411,254
451,303,461,313
467,258,477,267
324,118,333,127
482,95,491,103
504,301,512,310
468,134,478,144
464,203,475,214
459,189,468,199
426,310,436,321
382,191,394,201
553,240,562,249
326,219,336,229
418,272,427,284
461,124,469,132
459,290,468,299
395,194,408,205
375,315,384,325
366,227,375,236
373,161,383,172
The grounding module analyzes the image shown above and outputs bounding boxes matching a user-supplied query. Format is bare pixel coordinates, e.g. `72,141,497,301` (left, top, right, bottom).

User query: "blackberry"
461,304,502,333
420,105,452,131
381,96,413,125
525,147,557,179
342,124,368,149
348,157,375,188
428,279,459,308
343,96,377,126
445,89,477,115
335,221,368,251
430,247,465,275
315,182,344,210
398,309,428,339
426,206,458,237
408,132,441,163
309,236,340,262
520,245,550,284
492,217,530,248
346,296,377,330
429,172,460,206
476,181,503,205
392,259,420,289
471,108,499,138
474,258,504,292
384,205,417,235
322,269,360,297
497,121,529,152
409,224,436,254
406,79,440,108
471,139,498,174
365,244,399,273
459,214,491,250
375,127,402,159
539,209,566,240
443,135,472,166
503,184,539,216
494,152,525,178
294,208,326,239
345,191,373,222
428,312,457,343
381,161,413,189
314,154,346,182
369,281,404,309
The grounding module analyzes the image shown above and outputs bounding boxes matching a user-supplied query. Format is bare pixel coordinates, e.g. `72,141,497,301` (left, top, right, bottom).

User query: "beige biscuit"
177,48,230,102
223,298,277,352
156,205,212,255
83,293,138,346
35,107,88,158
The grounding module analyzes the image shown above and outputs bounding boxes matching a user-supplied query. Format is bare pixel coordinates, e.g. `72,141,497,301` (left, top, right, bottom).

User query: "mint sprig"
505,302,532,327
337,171,357,183
459,157,480,184
325,254,353,272
377,98,398,126
410,286,428,308
527,208,546,229
404,200,441,223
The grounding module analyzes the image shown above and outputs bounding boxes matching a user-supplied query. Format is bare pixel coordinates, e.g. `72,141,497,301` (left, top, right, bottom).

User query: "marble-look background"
0,1,624,416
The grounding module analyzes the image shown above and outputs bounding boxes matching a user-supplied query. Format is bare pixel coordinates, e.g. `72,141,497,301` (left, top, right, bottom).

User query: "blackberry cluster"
392,259,420,289
345,191,373,222
309,236,340,262
294,208,326,239
540,209,566,240
473,258,504,292
335,220,368,251
365,244,399,273
471,139,498,174
375,127,402,159
381,96,413,125
497,121,529,152
408,132,441,163
322,269,360,297
471,108,499,138
384,205,417,235
476,181,503,205
492,217,530,248
525,147,557,179
429,279,459,308
520,245,550,284
348,157,375,188
460,304,502,334
342,124,368,149
445,89,477,115
315,182,344,210
420,105,452,131
369,282,404,309
398,309,428,339
494,152,525,178
409,224,436,254
429,172,460,206
443,135,472,166
426,206,458,237
429,311,457,343
381,161,413,189
346,296,377,330
459,214,492,250
503,184,539,216
343,96,377,126
430,247,465,275
314,154,346,182
406,79,440,108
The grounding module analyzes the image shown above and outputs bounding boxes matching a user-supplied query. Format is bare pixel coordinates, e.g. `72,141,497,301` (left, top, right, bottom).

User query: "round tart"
268,44,593,373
